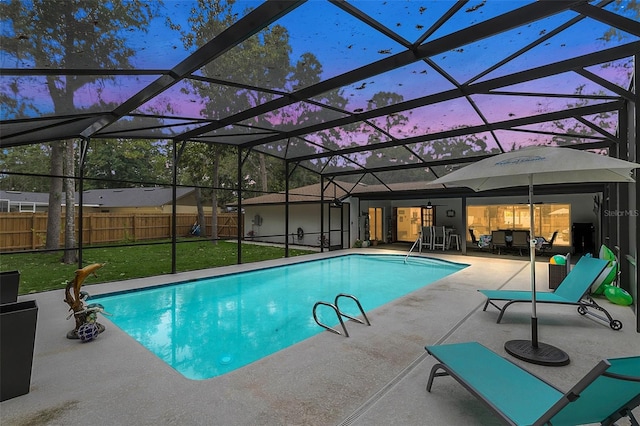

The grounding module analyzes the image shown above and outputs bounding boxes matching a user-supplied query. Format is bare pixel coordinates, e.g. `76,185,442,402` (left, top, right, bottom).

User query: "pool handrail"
405,234,422,263
335,293,371,326
313,294,371,337
313,301,350,336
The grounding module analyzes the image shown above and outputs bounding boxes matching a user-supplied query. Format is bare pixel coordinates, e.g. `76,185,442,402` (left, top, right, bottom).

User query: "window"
422,206,435,227
467,204,571,245
395,206,435,242
368,207,383,241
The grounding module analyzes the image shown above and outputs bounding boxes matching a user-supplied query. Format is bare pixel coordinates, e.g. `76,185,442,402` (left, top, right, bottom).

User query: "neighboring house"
0,190,51,212
0,187,208,214
81,187,205,214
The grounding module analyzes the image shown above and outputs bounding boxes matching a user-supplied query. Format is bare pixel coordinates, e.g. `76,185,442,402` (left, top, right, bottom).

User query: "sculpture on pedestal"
64,263,107,341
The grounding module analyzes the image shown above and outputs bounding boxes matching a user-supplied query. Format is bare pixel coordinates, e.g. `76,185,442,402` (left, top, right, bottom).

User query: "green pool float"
592,245,618,295
604,285,633,306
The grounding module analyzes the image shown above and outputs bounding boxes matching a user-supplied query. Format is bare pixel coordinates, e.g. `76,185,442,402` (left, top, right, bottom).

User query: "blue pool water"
91,254,466,380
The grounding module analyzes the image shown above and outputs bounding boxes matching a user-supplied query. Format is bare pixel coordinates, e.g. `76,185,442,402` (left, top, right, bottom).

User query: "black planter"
0,270,20,304
1,300,38,402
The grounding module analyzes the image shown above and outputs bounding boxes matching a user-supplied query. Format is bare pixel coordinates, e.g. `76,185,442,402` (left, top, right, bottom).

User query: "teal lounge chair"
478,257,623,330
426,342,640,426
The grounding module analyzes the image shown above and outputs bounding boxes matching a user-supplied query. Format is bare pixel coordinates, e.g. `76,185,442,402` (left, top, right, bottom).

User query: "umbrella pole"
529,179,538,346
504,175,570,366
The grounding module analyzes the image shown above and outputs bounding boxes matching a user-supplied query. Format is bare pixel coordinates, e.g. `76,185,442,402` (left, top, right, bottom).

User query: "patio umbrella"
430,146,639,366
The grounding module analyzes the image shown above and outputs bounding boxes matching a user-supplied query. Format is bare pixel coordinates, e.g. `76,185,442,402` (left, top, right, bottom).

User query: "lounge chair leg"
602,407,640,426
483,300,509,323
578,297,622,330
482,299,490,311
426,364,449,392
495,300,516,323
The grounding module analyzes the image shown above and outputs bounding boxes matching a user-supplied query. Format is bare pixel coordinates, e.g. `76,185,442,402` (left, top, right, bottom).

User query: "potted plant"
353,239,363,248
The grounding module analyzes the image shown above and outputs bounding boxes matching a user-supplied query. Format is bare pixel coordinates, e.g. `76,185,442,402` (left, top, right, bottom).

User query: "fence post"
31,214,36,250
133,213,137,242
88,214,93,245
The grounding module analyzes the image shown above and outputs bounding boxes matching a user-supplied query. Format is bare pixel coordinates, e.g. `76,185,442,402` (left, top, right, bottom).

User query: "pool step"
312,293,371,337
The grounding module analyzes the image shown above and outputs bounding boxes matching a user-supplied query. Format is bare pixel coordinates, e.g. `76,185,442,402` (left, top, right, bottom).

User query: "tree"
45,142,63,250
1,0,160,259
168,0,341,242
84,138,172,189
63,140,76,263
0,144,51,191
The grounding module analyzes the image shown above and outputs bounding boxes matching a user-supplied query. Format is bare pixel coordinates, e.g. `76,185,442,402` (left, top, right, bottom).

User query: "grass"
0,240,316,295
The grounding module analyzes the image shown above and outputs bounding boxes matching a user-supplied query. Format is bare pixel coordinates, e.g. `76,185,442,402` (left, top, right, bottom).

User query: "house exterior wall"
350,193,597,249
242,203,348,248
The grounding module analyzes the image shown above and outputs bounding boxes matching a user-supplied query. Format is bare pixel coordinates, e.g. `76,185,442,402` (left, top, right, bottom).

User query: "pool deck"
2,249,638,425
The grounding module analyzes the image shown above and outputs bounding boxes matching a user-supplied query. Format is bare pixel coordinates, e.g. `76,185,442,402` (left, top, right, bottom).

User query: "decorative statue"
64,263,108,341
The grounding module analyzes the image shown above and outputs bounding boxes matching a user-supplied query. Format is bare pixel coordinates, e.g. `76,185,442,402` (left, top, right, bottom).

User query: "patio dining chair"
490,230,507,254
510,230,529,256
419,226,433,252
432,226,446,251
539,231,558,254
468,228,478,247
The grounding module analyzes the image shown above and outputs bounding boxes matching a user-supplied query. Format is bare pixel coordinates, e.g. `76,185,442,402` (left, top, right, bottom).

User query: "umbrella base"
504,339,570,366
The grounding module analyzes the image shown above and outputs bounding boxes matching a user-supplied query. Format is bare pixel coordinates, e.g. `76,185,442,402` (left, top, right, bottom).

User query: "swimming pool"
90,254,467,380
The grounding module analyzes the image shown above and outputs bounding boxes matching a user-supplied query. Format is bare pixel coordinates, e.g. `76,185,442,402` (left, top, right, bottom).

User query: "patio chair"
478,256,623,330
510,230,529,256
491,230,507,254
432,226,446,251
538,231,558,254
425,342,640,426
468,228,478,247
419,226,433,252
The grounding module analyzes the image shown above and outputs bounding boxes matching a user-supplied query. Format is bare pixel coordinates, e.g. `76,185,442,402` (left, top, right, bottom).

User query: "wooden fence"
0,212,242,252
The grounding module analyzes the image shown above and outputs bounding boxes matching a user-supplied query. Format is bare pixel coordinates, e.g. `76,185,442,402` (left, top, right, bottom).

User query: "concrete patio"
1,249,638,425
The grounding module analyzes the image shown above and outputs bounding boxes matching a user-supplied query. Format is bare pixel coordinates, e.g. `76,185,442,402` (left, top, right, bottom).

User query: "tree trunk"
259,153,268,192
45,142,63,250
63,140,77,264
195,186,206,238
211,150,219,245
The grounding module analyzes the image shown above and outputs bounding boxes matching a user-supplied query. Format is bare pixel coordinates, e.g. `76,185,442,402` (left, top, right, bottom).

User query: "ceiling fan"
423,201,447,209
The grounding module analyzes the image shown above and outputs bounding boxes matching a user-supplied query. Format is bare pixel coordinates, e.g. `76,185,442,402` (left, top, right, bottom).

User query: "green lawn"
1,240,316,295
